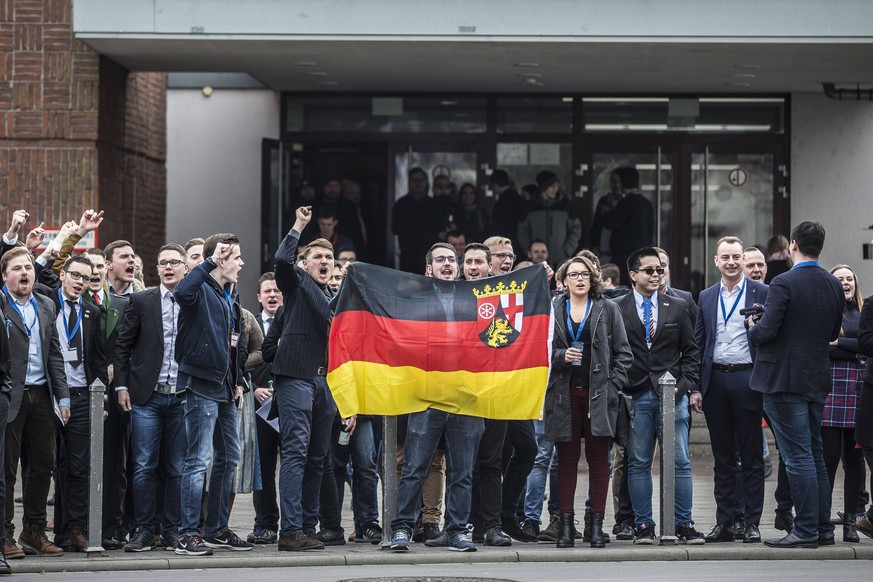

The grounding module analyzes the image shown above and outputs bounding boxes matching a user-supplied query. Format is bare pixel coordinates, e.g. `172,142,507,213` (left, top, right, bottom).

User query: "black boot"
590,512,606,548
582,512,592,541
844,521,860,543
556,512,574,548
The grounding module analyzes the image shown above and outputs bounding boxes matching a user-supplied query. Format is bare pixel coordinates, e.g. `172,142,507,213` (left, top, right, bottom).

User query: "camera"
739,305,763,317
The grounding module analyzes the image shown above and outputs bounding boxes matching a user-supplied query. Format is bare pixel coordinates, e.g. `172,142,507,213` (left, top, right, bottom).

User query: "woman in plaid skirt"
823,264,865,542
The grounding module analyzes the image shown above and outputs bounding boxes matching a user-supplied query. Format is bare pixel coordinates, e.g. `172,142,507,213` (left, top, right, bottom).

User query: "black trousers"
471,419,507,530
252,415,280,531
5,387,56,535
703,368,764,526
102,397,130,538
57,390,95,533
822,426,863,518
500,420,536,520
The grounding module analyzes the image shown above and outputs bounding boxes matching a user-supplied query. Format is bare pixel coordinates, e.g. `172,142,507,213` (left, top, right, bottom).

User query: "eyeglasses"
566,271,591,280
158,259,184,267
633,267,665,276
64,271,89,281
432,256,457,264
493,253,516,262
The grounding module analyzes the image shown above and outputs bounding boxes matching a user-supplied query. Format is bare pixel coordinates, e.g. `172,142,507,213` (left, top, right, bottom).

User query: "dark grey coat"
543,294,633,442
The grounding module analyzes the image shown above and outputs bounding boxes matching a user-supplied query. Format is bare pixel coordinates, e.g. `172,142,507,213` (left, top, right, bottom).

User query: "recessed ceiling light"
305,71,328,76
725,82,752,87
515,72,542,78
440,100,458,105
320,81,339,86
295,61,318,67
514,62,540,67
731,73,756,79
734,64,761,69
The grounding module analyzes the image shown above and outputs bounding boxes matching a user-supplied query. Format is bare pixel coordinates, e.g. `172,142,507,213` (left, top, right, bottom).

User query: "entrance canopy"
73,0,873,94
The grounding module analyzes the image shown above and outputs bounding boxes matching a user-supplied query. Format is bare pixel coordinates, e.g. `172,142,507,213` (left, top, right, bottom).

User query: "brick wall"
0,0,167,285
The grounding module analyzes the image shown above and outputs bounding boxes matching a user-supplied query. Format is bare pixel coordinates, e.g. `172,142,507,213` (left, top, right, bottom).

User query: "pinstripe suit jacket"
271,229,334,380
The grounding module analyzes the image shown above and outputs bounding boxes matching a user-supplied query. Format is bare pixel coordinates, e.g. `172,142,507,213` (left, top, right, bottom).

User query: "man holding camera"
747,222,844,548
693,236,768,543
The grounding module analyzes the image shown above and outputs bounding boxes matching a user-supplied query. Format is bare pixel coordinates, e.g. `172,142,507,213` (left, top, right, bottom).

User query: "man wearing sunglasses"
616,246,702,545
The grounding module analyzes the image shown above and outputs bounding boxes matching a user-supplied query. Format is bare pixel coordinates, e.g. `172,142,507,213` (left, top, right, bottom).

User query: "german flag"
327,264,553,420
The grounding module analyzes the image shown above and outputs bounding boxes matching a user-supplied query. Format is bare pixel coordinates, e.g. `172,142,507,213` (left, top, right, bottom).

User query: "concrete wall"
791,94,873,290
166,88,279,310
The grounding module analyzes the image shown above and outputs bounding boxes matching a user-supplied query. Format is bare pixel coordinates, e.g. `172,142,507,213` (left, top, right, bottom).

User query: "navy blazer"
114,287,171,406
694,277,768,396
748,264,843,394
271,229,334,380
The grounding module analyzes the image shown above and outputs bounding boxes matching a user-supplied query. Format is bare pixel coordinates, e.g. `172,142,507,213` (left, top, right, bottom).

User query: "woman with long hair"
543,255,632,547
823,264,865,542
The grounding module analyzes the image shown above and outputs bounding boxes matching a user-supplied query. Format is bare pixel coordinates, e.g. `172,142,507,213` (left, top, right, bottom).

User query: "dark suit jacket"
35,260,108,388
694,277,768,396
249,311,274,388
617,290,700,399
665,286,698,329
272,229,334,379
602,191,654,261
748,263,843,394
84,289,129,357
114,287,172,406
2,292,69,422
0,294,12,396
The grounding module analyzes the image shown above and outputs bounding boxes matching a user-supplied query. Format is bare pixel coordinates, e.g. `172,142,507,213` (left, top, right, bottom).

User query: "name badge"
571,341,585,366
231,332,240,348
62,347,80,363
29,342,38,356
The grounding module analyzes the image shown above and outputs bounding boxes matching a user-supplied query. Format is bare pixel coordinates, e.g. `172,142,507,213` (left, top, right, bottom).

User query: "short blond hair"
483,236,512,248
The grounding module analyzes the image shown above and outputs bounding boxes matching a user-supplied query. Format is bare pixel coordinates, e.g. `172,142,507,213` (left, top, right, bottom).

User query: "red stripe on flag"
328,311,551,374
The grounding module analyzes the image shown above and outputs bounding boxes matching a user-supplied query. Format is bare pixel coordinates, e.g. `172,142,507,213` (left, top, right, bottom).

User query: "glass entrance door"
690,150,776,292
390,143,482,269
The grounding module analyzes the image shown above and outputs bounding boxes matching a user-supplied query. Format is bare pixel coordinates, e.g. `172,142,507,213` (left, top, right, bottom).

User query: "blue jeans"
347,416,379,528
392,409,484,536
274,375,336,536
130,391,186,534
524,418,558,523
627,391,693,527
763,391,832,540
179,389,240,536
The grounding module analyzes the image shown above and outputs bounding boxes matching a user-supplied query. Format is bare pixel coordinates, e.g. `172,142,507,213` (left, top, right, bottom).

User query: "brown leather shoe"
2,537,24,560
70,526,88,552
19,525,64,556
278,531,323,551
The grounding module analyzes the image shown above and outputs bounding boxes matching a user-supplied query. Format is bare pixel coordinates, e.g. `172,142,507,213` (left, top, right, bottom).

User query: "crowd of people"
0,164,871,573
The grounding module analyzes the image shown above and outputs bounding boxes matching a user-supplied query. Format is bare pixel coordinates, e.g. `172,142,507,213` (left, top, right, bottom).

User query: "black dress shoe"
704,524,735,543
483,526,512,547
0,551,10,576
774,513,794,532
501,518,537,543
764,533,819,548
818,532,835,546
742,524,761,543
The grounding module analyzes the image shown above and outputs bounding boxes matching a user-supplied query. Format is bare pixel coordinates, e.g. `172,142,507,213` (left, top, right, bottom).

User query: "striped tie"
644,296,655,344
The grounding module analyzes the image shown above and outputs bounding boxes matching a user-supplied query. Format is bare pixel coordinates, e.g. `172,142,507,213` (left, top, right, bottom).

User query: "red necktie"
92,292,101,306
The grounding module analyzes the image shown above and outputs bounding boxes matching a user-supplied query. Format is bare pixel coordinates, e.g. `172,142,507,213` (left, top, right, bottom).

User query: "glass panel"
286,95,486,133
392,150,479,268
496,97,573,133
690,152,774,293
583,97,784,133
590,153,674,283
495,143,573,198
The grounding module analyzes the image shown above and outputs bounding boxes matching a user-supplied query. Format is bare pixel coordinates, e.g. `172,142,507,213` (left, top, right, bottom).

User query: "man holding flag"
388,243,485,552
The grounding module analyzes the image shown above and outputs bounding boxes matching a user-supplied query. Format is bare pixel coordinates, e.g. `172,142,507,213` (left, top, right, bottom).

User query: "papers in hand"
256,396,280,433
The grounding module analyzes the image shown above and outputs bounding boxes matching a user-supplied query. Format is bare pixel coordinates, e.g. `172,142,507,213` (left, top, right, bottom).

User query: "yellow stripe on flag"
327,360,549,420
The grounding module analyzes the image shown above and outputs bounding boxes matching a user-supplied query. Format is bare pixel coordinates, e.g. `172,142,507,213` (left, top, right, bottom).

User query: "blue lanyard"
223,289,236,332
57,289,83,343
566,298,592,343
720,278,746,329
2,286,37,338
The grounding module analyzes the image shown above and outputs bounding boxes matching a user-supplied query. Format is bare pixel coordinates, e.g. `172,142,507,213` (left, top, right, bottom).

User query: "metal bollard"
658,371,677,546
86,379,106,555
380,415,397,548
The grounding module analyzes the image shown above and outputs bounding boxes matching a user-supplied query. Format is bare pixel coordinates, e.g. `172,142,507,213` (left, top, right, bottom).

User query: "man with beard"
390,243,484,553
